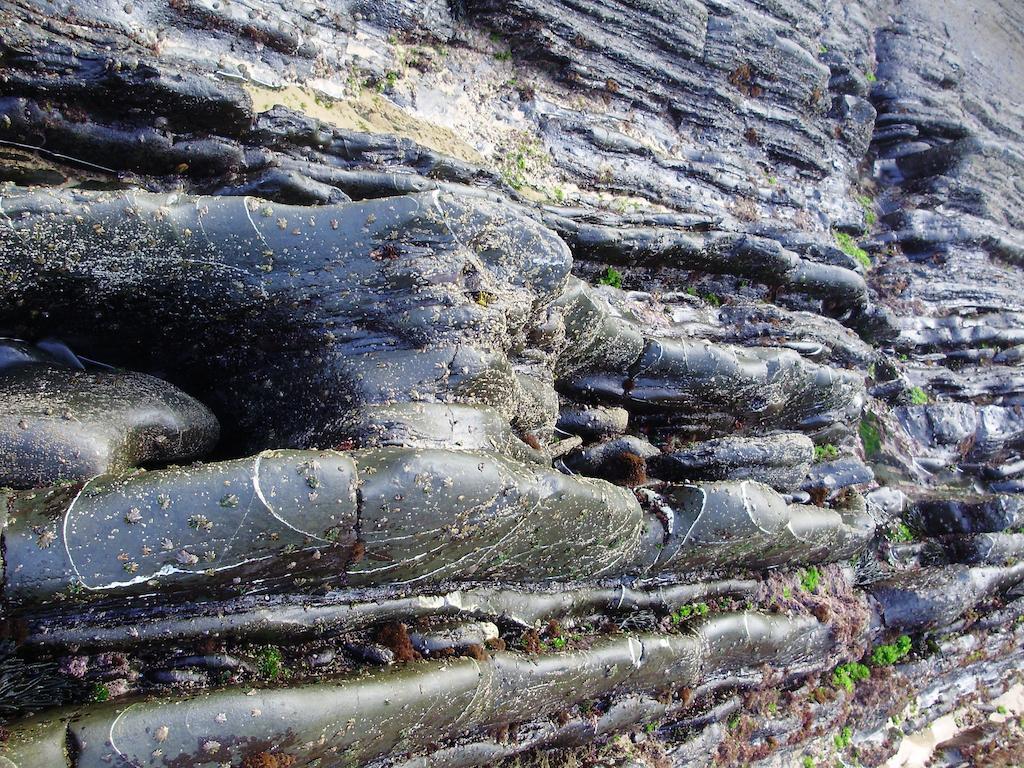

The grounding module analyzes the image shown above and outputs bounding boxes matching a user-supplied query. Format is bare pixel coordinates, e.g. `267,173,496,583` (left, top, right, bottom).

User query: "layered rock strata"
0,0,1022,766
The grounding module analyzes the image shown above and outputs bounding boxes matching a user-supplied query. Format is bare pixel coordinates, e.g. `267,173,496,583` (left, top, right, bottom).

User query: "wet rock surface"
0,342,219,488
0,0,1022,766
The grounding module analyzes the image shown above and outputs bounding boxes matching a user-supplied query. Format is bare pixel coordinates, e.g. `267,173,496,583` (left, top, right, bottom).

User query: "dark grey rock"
556,405,630,440
0,0,1022,763
649,433,814,490
0,359,219,488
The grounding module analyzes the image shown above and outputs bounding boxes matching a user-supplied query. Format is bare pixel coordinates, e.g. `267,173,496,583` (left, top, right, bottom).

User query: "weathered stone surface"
0,613,830,768
0,187,572,450
409,621,499,652
0,0,1022,764
555,405,630,440
1,453,870,614
649,433,814,490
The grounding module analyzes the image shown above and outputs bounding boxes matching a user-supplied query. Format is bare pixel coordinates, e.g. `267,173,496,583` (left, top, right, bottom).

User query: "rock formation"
0,0,1022,766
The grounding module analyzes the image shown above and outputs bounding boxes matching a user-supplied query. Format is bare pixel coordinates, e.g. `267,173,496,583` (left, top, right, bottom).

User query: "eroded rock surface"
0,0,1022,766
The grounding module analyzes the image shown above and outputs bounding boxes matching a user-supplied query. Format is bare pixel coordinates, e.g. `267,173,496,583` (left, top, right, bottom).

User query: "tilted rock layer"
0,0,1022,766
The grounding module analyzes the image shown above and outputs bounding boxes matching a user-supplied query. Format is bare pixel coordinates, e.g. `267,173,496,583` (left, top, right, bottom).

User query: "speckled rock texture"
0,0,1022,766
0,343,219,487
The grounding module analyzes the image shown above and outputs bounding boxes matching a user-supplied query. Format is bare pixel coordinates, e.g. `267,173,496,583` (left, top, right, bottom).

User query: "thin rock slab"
346,447,651,586
19,580,760,650
0,613,830,768
553,279,865,435
644,481,873,576
0,447,649,610
0,449,361,607
871,563,1024,632
340,402,547,464
649,433,814,490
0,449,873,614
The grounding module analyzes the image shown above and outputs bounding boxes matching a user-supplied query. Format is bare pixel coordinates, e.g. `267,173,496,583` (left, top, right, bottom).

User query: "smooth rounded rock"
0,362,219,489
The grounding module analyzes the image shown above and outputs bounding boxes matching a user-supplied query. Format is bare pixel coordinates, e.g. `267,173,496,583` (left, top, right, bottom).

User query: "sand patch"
244,84,483,165
883,682,1024,768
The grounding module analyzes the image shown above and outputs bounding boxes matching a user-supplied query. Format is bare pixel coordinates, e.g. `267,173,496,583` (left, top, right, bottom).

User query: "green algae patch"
871,635,911,666
835,231,871,270
832,661,870,693
860,413,882,457
598,267,623,288
814,443,839,463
